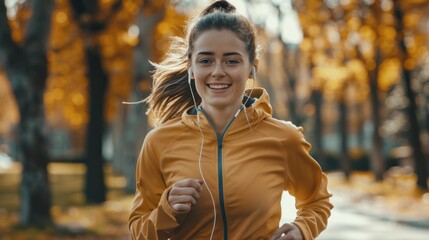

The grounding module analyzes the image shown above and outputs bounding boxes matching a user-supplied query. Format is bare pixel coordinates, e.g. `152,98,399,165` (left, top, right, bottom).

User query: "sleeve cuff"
292,220,311,240
159,186,190,223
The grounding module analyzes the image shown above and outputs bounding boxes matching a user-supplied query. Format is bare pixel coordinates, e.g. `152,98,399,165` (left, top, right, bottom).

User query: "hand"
168,179,204,212
270,223,303,240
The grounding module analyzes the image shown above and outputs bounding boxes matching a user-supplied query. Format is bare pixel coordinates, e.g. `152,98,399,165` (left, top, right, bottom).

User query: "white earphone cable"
188,69,216,240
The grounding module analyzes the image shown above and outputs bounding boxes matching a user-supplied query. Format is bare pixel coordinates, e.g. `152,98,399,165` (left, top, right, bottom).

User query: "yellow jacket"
129,88,333,240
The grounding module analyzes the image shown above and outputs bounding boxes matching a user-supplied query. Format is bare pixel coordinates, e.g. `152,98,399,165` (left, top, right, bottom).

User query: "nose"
212,63,225,78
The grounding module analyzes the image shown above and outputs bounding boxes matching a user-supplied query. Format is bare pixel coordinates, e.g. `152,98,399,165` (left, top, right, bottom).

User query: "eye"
225,59,239,65
198,58,212,64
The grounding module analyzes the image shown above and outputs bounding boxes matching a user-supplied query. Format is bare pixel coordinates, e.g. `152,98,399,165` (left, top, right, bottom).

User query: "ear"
189,67,194,78
253,59,259,71
188,67,194,85
249,59,259,78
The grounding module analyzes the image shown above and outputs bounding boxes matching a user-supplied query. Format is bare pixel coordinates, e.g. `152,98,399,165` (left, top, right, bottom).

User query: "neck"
201,104,242,133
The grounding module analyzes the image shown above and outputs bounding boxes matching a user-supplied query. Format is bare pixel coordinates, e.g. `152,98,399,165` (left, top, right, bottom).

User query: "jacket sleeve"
283,124,333,240
128,135,189,240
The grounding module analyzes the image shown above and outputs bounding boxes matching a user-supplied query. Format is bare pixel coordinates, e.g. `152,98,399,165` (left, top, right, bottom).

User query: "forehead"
192,29,248,55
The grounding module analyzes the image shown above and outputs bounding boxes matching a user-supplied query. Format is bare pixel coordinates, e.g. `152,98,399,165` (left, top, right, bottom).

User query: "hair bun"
201,0,236,16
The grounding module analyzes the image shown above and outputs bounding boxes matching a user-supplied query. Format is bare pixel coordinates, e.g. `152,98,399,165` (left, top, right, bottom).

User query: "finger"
169,187,201,200
282,232,299,240
270,224,294,239
283,224,303,240
188,179,204,191
169,195,198,206
172,203,191,212
174,179,203,191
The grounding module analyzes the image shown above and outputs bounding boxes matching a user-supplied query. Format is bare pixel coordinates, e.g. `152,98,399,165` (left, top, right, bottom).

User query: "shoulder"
260,120,313,161
144,118,187,146
259,118,307,146
263,118,303,136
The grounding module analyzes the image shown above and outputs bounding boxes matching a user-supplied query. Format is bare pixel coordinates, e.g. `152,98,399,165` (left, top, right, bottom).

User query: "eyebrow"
196,51,243,57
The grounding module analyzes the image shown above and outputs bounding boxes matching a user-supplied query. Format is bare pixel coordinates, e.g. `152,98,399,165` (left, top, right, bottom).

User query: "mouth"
207,84,231,89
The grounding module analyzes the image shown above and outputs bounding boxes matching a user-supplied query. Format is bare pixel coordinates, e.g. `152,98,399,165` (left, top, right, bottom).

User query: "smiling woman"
128,1,333,240
190,29,253,131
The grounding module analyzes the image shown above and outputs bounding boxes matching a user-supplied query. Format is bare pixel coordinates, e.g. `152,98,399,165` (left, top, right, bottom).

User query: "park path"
1,163,429,239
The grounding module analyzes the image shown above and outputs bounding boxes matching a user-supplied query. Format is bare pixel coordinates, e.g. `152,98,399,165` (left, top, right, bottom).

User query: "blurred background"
0,0,428,239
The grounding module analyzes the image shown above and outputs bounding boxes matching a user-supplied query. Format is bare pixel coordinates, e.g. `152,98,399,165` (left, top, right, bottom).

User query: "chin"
207,102,229,108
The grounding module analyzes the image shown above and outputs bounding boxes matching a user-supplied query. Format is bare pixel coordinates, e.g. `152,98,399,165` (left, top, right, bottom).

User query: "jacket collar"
182,87,272,140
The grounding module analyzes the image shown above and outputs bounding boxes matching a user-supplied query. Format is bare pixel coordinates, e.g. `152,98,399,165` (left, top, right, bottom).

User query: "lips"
207,84,231,89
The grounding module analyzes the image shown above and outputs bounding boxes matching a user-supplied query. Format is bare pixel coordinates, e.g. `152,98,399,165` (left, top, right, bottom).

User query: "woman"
128,1,333,239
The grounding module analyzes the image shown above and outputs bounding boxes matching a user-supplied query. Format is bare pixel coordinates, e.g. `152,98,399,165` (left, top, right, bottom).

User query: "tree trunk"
69,0,123,203
402,70,429,190
311,89,325,169
394,0,429,190
426,90,429,131
339,94,351,179
425,75,429,133
366,0,385,181
0,0,54,227
368,46,385,181
356,103,365,148
83,46,107,203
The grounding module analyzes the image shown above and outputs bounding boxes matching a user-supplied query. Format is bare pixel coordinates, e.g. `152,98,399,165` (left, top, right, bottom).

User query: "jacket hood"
181,87,273,140
245,87,272,116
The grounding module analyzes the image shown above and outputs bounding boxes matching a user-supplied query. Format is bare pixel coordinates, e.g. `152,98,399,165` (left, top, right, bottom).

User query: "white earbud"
251,66,256,80
188,68,193,85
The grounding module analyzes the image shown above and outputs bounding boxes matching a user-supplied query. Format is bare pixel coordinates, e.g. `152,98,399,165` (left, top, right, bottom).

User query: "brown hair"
146,0,258,126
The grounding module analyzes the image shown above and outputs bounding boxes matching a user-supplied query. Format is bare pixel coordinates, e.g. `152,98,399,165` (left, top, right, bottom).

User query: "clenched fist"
168,179,204,212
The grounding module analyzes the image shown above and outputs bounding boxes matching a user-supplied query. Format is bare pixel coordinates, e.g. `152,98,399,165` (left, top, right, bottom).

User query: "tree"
393,0,429,190
69,0,125,203
0,0,54,226
363,0,385,181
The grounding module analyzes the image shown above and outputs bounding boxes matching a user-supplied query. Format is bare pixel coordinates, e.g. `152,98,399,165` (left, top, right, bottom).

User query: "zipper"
217,136,228,240
200,107,242,240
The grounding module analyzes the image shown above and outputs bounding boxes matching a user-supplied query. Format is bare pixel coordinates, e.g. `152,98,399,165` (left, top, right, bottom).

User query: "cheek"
193,69,211,85
194,77,206,94
235,73,250,87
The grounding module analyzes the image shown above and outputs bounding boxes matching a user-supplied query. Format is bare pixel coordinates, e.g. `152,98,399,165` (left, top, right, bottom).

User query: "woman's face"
190,29,253,111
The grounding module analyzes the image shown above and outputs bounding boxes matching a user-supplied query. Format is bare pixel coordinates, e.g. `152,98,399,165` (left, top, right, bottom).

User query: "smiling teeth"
208,84,230,89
